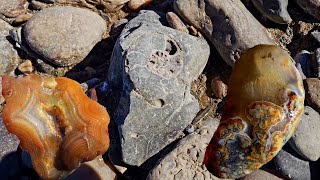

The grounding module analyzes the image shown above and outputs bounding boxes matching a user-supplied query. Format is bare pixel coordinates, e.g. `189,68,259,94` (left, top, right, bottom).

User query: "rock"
30,0,48,10
0,19,19,76
147,119,221,180
296,0,320,20
241,170,283,180
312,48,320,78
128,0,153,11
0,116,19,161
304,78,320,112
294,50,312,79
174,0,274,66
0,0,28,18
211,79,227,99
18,60,33,74
311,30,320,43
13,13,33,24
274,150,311,180
166,12,189,33
289,106,320,161
23,6,106,66
108,10,210,166
251,0,292,24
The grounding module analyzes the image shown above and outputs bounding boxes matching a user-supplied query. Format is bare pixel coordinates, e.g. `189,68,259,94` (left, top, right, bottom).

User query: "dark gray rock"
304,78,320,113
294,50,312,79
23,6,106,66
108,10,210,166
296,0,320,20
147,119,220,180
251,0,292,24
311,30,320,43
312,48,320,78
174,0,274,67
0,0,27,18
274,150,311,180
289,106,320,161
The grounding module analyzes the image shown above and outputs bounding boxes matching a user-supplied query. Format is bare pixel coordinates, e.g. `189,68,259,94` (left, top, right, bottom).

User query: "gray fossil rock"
108,10,210,166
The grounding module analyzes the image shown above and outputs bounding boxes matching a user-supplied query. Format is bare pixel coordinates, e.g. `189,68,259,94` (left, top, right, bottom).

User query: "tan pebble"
13,14,33,24
166,12,188,33
128,0,153,11
211,79,227,99
188,26,198,36
18,60,33,74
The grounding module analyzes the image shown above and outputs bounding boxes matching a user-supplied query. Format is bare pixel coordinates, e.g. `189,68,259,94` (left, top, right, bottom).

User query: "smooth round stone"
304,78,320,113
289,106,320,161
241,170,282,180
23,6,106,66
0,0,27,18
274,150,311,180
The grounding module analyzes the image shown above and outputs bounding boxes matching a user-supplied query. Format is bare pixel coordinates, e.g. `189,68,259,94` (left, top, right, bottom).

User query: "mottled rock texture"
0,0,28,18
108,10,210,166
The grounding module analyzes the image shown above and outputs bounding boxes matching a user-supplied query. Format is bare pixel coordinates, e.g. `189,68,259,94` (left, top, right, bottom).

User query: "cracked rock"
107,10,210,166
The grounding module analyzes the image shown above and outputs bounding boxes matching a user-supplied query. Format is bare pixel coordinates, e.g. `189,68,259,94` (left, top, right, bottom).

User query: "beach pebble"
296,0,320,20
251,0,292,24
23,6,106,66
0,0,28,18
304,78,320,113
108,10,209,166
289,106,320,161
166,12,189,33
128,0,153,11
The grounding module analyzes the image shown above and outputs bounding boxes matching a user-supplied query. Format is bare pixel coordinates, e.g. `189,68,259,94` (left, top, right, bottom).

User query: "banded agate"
204,45,305,178
1,74,110,179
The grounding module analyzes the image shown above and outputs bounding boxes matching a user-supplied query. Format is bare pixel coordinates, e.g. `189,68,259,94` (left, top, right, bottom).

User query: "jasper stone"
147,119,220,180
304,78,320,112
289,106,320,161
108,10,209,166
23,6,106,66
251,0,292,24
174,0,274,66
274,150,311,180
0,0,27,18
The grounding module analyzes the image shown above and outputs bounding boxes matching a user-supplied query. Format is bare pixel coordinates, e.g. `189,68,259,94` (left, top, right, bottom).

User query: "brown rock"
128,0,153,11
18,60,33,74
296,0,320,20
30,0,48,10
211,79,227,99
13,13,33,24
0,0,28,18
304,78,320,112
166,12,189,33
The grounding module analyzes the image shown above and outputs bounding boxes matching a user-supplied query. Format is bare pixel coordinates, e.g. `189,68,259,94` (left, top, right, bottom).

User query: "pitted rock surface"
0,0,27,18
108,10,210,166
147,119,222,180
174,0,274,66
23,6,106,66
289,106,320,161
304,78,320,113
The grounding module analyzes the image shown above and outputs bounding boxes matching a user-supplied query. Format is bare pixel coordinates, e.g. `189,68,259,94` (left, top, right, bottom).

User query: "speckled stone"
0,0,27,18
23,6,106,66
304,78,320,113
274,150,311,180
147,119,221,180
289,106,320,161
0,116,19,161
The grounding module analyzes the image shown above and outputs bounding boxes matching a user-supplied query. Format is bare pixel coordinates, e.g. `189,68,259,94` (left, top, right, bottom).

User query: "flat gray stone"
174,0,274,67
296,0,320,20
147,119,221,180
251,0,292,24
0,0,27,18
23,6,106,66
108,10,210,166
289,106,320,161
274,150,311,180
0,116,19,161
241,170,283,180
304,78,320,113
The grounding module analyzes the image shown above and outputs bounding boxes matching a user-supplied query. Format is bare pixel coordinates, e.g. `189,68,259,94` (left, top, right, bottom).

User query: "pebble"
274,149,311,180
312,48,320,78
0,0,28,18
18,60,33,74
0,116,19,164
13,13,33,25
128,0,153,11
251,0,292,24
240,170,283,180
30,0,48,10
0,19,19,76
103,0,130,12
294,50,312,79
166,12,189,33
296,0,320,20
174,0,274,67
304,78,320,113
311,30,320,43
108,10,210,166
23,6,106,66
211,79,227,99
147,119,221,180
289,106,320,161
